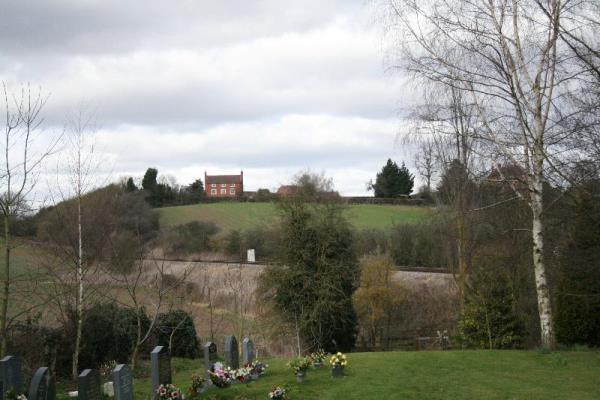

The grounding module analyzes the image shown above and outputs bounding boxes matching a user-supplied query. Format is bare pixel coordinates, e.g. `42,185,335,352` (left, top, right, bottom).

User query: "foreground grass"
159,202,431,232
64,350,599,400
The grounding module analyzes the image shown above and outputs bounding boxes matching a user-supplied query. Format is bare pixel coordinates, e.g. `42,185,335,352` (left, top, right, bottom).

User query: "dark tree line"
125,167,205,207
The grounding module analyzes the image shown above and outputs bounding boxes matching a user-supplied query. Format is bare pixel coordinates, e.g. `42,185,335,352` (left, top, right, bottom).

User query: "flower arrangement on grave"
155,383,183,400
4,389,27,400
208,363,233,388
99,360,117,382
329,352,347,378
186,373,206,398
329,352,347,368
245,360,269,377
309,349,327,367
267,386,288,400
233,366,252,383
287,357,311,375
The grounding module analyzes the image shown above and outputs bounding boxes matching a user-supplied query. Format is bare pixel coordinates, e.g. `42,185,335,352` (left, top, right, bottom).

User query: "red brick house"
205,171,244,198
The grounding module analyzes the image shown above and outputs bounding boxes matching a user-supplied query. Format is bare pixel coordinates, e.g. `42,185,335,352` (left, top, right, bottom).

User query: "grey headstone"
0,356,22,397
113,364,133,400
150,346,171,400
203,342,218,373
78,369,101,400
224,335,239,369
242,338,255,365
28,367,55,400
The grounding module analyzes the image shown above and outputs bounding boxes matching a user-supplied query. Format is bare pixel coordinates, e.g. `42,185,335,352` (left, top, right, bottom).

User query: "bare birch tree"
385,0,596,347
0,83,57,356
107,238,193,371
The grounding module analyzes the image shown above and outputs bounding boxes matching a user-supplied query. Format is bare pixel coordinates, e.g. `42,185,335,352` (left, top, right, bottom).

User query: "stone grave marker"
242,337,256,365
78,369,101,400
0,355,22,398
113,364,133,400
224,335,239,369
28,367,55,400
203,341,218,373
247,249,256,263
151,346,171,400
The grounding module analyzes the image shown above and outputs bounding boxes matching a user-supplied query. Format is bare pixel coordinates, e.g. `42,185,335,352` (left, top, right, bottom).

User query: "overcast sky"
0,0,416,195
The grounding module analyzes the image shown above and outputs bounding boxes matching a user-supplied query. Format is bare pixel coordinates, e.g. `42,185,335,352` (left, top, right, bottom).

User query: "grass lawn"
159,202,431,232
72,350,599,400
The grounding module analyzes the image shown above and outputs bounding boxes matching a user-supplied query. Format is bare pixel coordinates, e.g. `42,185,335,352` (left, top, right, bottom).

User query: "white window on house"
211,189,217,195
221,183,226,187
230,188,236,195
211,183,216,188
221,188,226,194
230,183,236,187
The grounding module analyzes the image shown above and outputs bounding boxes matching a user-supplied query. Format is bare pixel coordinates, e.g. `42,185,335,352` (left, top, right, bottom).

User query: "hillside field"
159,202,432,232
55,350,600,399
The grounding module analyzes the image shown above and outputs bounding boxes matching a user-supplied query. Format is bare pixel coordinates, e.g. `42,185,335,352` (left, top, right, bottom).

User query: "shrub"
156,310,200,358
80,302,151,369
169,221,219,254
224,230,244,258
458,266,526,349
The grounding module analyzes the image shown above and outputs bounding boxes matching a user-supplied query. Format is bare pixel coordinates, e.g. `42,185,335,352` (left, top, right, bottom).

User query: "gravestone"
203,342,218,373
113,364,133,400
224,335,239,369
242,337,255,365
247,249,256,263
150,346,171,400
28,367,55,400
78,369,101,400
0,355,22,398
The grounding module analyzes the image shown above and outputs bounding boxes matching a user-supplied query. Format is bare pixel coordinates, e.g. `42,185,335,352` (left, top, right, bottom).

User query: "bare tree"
385,0,595,347
108,239,193,371
0,83,58,356
63,108,104,380
413,140,437,192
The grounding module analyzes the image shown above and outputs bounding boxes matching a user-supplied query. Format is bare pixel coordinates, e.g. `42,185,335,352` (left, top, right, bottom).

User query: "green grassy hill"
57,350,600,400
159,202,431,232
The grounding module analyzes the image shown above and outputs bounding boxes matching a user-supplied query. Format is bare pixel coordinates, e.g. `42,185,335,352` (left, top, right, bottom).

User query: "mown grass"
55,350,600,400
159,202,431,233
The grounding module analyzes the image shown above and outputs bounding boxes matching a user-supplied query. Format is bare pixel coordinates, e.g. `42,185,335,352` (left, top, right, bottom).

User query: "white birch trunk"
530,153,555,349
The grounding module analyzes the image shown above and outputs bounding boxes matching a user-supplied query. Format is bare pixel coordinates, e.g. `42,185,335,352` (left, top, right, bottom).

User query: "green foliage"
224,229,244,257
555,177,600,347
459,267,526,349
142,168,158,190
156,310,200,358
255,188,276,201
168,221,219,254
373,159,414,197
125,177,137,192
259,198,359,352
80,302,151,369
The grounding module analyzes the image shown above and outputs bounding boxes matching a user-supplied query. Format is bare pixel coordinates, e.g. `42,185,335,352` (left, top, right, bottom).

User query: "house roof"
205,174,243,184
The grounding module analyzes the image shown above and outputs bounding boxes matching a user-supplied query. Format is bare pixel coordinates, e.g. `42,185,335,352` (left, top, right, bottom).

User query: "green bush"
170,221,219,253
156,310,200,358
80,302,151,368
224,229,244,258
458,266,526,349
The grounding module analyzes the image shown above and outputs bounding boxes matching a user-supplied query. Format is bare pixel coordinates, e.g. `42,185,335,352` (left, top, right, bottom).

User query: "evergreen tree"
259,188,359,353
125,177,137,192
141,168,158,191
189,178,204,193
373,159,414,197
459,266,526,349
